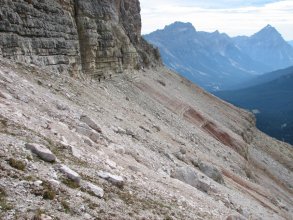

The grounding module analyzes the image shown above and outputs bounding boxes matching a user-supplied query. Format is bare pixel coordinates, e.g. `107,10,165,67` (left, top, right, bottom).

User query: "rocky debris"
226,214,247,220
106,159,117,169
80,115,102,133
25,143,56,162
108,143,126,154
35,214,53,220
198,161,224,184
97,171,124,188
58,164,81,184
82,181,104,198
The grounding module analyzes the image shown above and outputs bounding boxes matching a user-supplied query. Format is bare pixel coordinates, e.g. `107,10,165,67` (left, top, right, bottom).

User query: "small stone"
180,148,187,154
68,145,82,158
84,213,93,220
58,164,81,184
97,171,124,187
80,115,102,133
48,179,60,186
82,181,104,198
56,103,69,111
25,143,56,162
34,180,43,187
38,214,53,220
106,159,117,169
226,214,247,220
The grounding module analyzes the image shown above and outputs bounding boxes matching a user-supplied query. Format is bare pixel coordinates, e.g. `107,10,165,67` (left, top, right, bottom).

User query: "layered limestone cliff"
0,0,160,77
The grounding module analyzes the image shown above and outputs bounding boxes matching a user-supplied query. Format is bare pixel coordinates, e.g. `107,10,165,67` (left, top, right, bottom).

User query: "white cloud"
140,0,293,40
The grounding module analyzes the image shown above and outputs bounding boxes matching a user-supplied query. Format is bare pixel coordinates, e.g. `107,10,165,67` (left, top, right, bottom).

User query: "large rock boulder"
171,166,215,193
198,161,224,184
25,143,56,162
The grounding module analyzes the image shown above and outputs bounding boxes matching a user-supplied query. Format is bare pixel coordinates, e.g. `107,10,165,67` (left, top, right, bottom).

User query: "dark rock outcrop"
0,0,161,77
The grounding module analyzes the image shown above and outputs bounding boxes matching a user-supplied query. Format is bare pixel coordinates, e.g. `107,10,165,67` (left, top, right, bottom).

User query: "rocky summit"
0,1,292,220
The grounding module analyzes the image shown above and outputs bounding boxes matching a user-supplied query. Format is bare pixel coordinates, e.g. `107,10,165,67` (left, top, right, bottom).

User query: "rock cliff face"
0,0,160,77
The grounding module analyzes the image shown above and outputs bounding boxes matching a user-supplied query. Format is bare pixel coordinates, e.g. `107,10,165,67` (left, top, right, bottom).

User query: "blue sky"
140,0,293,40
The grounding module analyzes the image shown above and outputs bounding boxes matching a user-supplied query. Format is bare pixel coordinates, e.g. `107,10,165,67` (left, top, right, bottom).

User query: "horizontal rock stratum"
0,0,161,77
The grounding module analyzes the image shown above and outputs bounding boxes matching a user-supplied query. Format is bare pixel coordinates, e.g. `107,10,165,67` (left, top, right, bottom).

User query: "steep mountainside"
233,25,293,71
144,22,268,91
0,1,293,220
289,41,293,47
215,72,293,144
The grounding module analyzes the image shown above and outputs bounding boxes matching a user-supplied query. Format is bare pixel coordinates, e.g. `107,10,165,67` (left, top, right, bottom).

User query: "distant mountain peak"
253,24,281,39
264,24,273,29
164,21,196,33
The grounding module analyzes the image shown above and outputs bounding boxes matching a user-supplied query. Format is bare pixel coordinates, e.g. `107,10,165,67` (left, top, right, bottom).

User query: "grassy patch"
42,181,56,200
32,208,45,220
0,188,13,211
62,178,80,189
8,158,26,171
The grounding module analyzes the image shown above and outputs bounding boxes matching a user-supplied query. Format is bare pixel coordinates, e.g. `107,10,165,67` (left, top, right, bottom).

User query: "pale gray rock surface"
58,164,81,184
0,0,161,77
97,171,124,187
25,143,56,162
198,161,224,184
82,181,104,198
80,115,102,133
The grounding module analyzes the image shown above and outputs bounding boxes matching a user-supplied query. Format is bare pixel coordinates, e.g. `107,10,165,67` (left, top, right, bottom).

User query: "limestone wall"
0,0,161,77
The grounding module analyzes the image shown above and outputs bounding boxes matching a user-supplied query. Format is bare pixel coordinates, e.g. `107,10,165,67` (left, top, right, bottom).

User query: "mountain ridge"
233,24,293,71
144,22,293,91
144,22,268,91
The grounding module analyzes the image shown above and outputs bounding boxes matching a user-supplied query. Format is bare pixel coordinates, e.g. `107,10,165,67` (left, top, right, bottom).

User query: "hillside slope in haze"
289,41,293,47
233,65,293,89
144,22,268,91
215,72,293,144
233,25,293,71
0,1,293,220
144,22,293,91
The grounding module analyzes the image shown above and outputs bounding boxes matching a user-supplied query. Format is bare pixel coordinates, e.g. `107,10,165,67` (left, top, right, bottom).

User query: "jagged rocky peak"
0,0,161,77
251,24,283,41
164,21,196,33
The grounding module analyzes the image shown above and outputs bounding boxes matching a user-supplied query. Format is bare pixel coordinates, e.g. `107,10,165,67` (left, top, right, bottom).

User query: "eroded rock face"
0,0,161,77
0,0,81,76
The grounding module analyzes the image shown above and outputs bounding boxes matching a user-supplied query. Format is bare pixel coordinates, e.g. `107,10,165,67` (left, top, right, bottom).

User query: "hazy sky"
140,0,293,40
